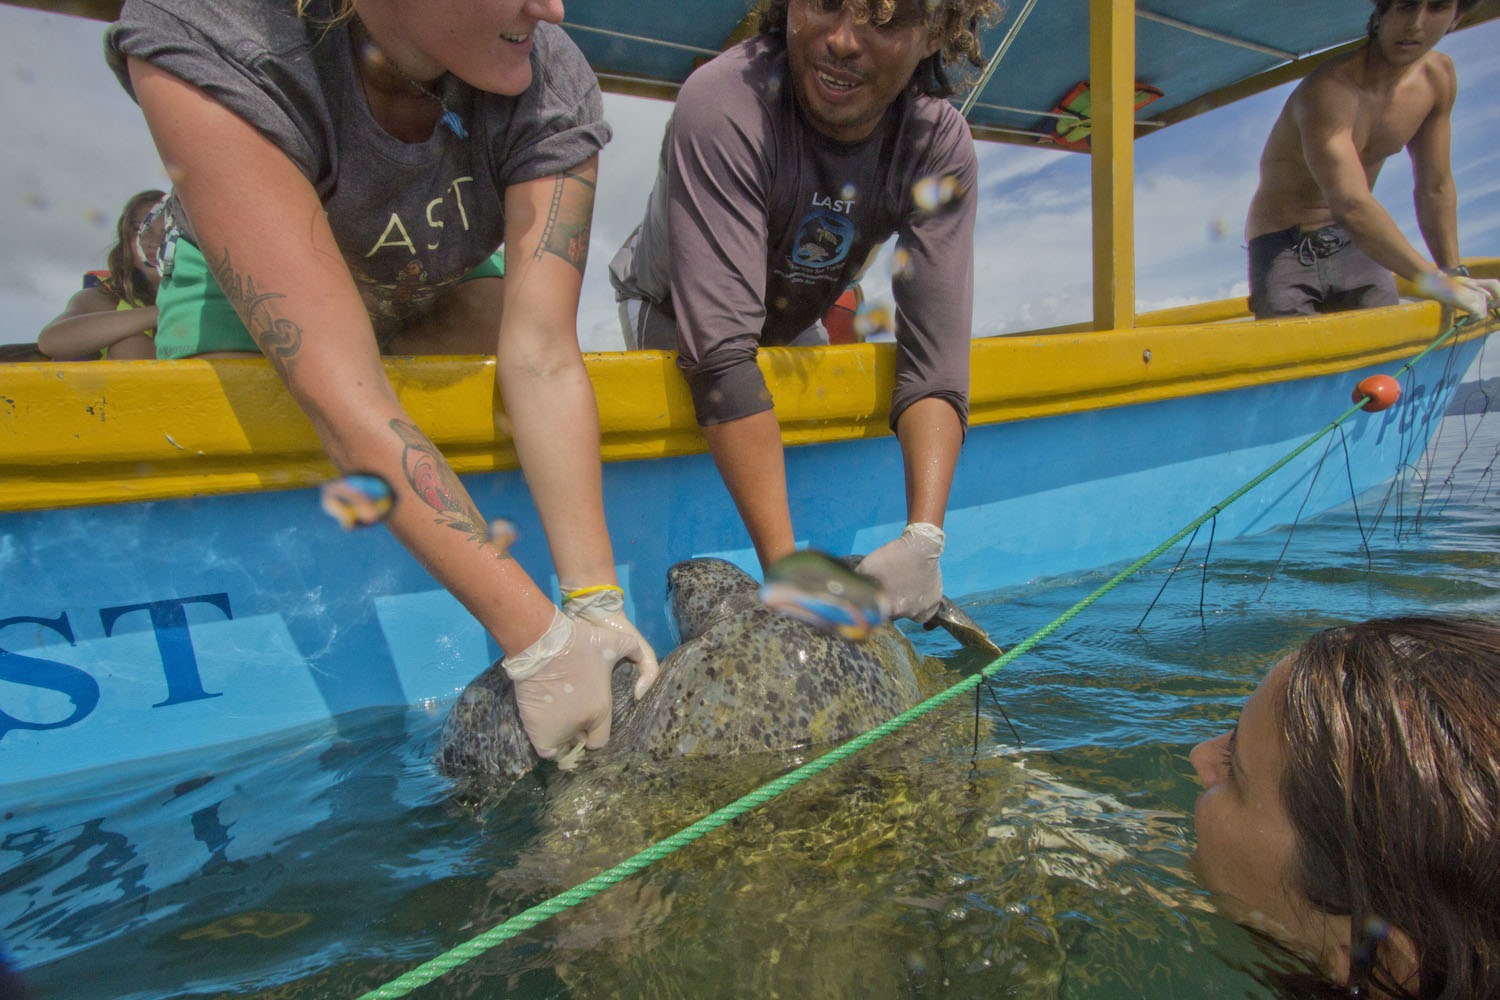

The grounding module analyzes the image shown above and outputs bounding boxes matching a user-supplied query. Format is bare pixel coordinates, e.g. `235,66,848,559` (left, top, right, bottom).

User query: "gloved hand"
855,522,945,624
1455,275,1500,319
1415,271,1500,321
561,584,660,698
504,608,647,759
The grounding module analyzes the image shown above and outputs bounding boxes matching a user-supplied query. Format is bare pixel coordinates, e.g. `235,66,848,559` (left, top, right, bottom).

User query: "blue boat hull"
0,339,1477,785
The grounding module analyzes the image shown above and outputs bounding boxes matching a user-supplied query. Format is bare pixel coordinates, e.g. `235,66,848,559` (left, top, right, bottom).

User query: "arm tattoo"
532,169,595,275
207,247,303,376
389,419,494,547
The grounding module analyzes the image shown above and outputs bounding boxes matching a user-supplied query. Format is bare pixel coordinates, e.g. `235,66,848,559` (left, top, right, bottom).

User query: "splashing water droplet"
890,247,913,280
487,518,517,553
759,550,887,641
319,473,394,530
853,301,894,340
911,174,965,214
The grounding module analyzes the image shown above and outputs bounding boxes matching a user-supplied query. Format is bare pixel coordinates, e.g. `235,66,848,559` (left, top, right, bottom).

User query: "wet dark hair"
1277,616,1500,999
108,189,166,309
1367,0,1482,40
756,0,1003,99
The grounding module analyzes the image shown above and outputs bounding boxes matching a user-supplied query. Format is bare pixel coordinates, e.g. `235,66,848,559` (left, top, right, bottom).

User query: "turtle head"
666,558,761,643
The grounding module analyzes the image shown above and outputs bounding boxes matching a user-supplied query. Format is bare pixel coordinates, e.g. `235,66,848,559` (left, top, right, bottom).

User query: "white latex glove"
503,608,645,759
1415,271,1500,321
855,522,945,624
561,584,661,698
1456,276,1500,319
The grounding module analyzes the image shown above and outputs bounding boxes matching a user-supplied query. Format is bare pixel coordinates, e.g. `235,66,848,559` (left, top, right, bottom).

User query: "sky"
1,5,1497,375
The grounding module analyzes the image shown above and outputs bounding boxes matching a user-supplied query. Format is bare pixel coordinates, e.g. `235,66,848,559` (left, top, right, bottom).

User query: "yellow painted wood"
4,287,1494,514
1089,0,1136,332
973,296,1252,337
967,301,1493,427
1135,298,1250,327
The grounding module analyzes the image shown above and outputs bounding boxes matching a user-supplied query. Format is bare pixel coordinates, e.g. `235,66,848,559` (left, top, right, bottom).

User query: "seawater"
3,402,1498,1000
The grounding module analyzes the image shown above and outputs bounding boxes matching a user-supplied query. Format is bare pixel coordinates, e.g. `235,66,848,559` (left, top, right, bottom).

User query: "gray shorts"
1247,224,1398,319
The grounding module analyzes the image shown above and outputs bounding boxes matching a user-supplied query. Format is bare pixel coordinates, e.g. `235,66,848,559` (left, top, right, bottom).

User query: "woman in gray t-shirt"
108,0,659,759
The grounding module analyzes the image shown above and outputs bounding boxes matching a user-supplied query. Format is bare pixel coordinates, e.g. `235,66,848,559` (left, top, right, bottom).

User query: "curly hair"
755,0,1003,99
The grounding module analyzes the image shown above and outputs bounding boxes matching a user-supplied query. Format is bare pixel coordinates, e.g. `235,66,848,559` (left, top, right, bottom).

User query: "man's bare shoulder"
1417,48,1458,95
1289,50,1363,114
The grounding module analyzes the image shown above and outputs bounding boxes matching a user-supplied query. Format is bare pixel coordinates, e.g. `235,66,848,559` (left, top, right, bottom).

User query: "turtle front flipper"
923,599,1003,657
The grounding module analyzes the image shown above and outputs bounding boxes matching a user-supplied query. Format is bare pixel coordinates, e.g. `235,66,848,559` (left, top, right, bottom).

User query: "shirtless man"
1245,0,1499,321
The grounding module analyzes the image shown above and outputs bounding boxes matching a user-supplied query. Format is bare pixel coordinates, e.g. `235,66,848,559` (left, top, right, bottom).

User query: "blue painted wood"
0,339,1476,785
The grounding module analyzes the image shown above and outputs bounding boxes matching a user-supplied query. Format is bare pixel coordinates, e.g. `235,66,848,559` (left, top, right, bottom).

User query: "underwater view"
4,399,1499,1000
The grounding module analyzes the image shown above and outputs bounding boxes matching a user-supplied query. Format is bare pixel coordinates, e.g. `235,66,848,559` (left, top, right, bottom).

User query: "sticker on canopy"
1045,80,1164,151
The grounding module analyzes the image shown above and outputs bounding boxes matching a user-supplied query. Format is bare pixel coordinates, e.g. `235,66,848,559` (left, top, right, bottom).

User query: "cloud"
1453,150,1500,185
1455,206,1500,249
578,93,673,351
0,5,171,344
975,143,1070,191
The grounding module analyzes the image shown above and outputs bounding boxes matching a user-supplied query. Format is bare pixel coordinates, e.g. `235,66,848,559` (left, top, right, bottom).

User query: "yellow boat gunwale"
4,264,1495,515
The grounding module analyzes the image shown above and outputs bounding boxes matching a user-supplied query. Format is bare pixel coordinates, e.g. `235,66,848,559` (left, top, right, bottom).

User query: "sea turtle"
433,556,995,780
426,560,1167,999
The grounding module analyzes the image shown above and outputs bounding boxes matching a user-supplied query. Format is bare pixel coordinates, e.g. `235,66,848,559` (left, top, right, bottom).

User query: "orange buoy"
1353,374,1401,412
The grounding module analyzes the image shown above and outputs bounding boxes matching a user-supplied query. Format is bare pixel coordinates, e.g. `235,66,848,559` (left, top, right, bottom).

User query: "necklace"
352,20,468,139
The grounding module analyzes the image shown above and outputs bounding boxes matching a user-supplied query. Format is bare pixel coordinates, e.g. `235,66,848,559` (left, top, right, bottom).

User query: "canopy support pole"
1090,0,1136,331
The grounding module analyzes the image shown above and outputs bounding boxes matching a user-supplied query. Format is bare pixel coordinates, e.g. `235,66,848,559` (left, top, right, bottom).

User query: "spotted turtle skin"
435,558,923,777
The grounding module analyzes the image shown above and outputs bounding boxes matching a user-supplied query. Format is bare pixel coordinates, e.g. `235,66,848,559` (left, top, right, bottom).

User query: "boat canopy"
9,0,1498,146
572,0,1500,146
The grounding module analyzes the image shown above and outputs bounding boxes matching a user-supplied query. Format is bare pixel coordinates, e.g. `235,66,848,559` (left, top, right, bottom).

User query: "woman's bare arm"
128,56,557,654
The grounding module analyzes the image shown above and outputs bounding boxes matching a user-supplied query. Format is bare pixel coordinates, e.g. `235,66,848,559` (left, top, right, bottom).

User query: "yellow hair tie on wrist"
562,583,624,602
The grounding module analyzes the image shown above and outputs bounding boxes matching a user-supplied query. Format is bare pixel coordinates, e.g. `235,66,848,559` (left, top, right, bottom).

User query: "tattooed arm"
492,159,620,590
127,58,558,655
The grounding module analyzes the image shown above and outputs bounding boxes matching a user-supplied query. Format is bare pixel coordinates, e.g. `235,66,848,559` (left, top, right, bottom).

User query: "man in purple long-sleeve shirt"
610,0,998,625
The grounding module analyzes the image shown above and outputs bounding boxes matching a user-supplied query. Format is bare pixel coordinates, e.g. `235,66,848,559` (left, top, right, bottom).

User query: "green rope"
359,322,1465,999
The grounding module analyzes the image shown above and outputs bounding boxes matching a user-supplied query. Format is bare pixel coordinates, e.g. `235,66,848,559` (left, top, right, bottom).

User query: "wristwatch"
1443,265,1472,278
